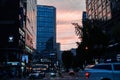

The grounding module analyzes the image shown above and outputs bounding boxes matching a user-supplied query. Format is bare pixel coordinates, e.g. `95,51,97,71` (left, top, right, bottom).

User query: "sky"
37,0,86,50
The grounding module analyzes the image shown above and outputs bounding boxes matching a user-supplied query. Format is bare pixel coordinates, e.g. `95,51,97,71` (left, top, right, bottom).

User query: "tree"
72,22,90,68
62,51,73,71
112,22,120,42
72,19,109,65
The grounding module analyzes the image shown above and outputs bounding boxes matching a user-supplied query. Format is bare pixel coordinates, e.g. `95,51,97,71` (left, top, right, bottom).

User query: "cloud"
56,10,83,50
59,36,78,42
59,36,79,50
37,0,86,11
56,10,83,41
57,10,83,25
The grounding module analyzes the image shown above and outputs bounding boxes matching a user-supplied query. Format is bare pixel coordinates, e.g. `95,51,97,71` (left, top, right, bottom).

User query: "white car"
29,71,45,79
50,71,56,77
83,62,120,80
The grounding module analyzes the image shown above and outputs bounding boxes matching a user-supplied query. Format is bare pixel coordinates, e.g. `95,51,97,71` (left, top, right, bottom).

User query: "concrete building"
0,0,25,63
25,0,37,64
86,0,120,61
86,0,120,40
0,0,26,76
86,0,111,21
0,0,37,76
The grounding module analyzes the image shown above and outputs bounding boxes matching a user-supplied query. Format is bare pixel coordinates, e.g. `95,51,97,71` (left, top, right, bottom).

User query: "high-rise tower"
37,5,56,55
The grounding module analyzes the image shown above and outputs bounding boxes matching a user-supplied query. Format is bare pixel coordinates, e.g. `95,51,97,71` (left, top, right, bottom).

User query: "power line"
61,42,77,45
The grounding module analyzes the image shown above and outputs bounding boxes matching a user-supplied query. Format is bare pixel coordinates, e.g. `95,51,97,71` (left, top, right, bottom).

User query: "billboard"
22,55,28,63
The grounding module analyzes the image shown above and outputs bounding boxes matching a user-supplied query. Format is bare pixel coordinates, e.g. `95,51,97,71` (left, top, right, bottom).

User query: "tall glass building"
37,5,56,54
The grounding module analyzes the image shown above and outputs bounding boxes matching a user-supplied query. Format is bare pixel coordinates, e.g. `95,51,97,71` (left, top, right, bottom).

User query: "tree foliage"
62,51,73,71
73,19,109,65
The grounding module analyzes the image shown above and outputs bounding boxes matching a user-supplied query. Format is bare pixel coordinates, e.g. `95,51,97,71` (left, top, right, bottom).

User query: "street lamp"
8,36,14,42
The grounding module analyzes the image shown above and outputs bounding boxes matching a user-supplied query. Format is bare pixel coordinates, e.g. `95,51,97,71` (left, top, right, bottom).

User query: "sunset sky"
37,0,86,50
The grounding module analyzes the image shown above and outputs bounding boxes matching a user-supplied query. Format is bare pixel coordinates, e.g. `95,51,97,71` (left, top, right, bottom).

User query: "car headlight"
35,73,39,76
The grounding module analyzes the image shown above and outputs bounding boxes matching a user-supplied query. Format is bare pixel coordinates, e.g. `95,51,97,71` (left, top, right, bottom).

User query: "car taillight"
85,72,90,79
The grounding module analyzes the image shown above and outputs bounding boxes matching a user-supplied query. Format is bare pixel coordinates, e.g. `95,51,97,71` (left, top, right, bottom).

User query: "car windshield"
114,64,120,70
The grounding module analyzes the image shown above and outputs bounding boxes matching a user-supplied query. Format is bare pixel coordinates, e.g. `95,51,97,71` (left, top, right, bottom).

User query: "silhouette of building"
86,0,120,42
0,0,36,76
0,0,25,63
86,0,120,61
82,11,87,22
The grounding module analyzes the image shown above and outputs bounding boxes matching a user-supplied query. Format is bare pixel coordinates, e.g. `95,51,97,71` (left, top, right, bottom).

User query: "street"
42,71,86,80
43,72,80,80
8,71,85,80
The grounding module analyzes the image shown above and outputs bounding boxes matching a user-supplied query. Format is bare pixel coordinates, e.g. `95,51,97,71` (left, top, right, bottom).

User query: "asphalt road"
8,71,86,80
42,72,81,80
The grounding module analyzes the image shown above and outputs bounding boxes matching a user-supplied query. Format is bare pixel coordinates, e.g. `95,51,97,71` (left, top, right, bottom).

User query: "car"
29,71,45,79
83,62,120,80
61,68,65,73
50,70,56,77
68,69,75,76
39,71,45,78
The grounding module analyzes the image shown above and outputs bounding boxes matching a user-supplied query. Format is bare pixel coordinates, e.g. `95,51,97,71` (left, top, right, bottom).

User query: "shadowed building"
0,0,36,76
86,0,120,61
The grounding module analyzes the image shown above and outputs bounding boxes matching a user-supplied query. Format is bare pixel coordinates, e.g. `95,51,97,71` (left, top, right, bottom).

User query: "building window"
98,0,101,7
103,9,106,16
107,12,111,20
87,0,91,4
106,6,111,13
102,1,106,9
98,6,102,13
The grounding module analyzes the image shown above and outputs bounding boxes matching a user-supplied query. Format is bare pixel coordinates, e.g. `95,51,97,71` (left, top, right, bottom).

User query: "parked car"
84,62,120,80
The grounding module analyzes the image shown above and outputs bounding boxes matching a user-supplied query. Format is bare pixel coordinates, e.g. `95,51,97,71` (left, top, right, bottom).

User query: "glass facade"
37,5,56,53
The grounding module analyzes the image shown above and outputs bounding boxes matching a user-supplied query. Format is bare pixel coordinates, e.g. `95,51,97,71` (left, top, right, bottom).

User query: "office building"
82,11,87,22
0,0,26,76
0,0,25,62
86,0,120,38
86,0,120,61
25,0,37,63
0,0,36,75
37,5,56,55
86,0,111,21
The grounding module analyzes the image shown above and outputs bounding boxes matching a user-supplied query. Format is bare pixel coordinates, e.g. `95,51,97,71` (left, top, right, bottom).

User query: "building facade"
0,0,36,76
86,0,120,41
82,11,87,22
86,0,112,21
37,5,56,55
86,0,120,61
0,0,26,62
0,0,26,76
25,0,37,64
